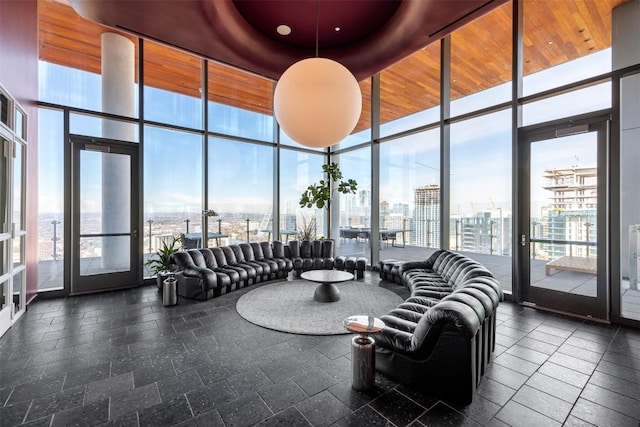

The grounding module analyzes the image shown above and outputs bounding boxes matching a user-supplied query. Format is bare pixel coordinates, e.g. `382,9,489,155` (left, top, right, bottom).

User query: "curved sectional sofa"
170,239,366,300
374,250,503,404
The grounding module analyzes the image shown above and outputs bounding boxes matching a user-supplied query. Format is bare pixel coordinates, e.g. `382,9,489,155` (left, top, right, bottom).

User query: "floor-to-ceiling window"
335,148,371,259
374,44,441,261
208,138,274,244
141,42,202,270
37,108,64,290
448,1,513,291
279,150,325,241
379,130,440,251
32,0,640,325
143,127,202,259
38,0,140,289
450,110,513,293
207,62,276,245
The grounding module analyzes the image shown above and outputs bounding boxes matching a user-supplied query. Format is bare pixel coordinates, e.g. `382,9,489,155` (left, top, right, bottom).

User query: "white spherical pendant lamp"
274,57,362,148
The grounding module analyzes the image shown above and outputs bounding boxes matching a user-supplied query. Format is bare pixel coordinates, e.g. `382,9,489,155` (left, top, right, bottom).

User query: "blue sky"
38,48,611,217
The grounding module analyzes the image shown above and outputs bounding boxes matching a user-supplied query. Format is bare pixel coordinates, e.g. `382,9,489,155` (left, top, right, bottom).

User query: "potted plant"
145,235,182,289
299,162,357,237
297,214,317,240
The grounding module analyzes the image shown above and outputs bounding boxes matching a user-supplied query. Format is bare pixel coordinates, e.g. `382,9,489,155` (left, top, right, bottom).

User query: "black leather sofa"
374,250,503,404
170,239,366,300
285,239,335,277
170,242,293,300
285,239,368,279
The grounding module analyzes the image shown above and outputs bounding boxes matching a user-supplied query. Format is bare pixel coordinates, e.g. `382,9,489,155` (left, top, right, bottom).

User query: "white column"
101,32,134,269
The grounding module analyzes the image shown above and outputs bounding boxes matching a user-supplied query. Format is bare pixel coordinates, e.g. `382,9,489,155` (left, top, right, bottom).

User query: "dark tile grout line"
490,309,634,426
2,280,639,427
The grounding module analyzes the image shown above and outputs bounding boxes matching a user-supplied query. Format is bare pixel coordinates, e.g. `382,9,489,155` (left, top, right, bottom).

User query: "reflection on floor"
1,271,639,426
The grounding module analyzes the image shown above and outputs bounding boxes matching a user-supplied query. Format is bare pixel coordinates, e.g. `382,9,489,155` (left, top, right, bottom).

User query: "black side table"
343,315,385,391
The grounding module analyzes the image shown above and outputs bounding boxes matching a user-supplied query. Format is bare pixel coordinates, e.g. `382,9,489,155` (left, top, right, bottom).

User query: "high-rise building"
538,166,598,260
414,185,440,248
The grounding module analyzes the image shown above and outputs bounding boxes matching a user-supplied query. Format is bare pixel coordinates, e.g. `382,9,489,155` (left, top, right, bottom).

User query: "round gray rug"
236,279,403,335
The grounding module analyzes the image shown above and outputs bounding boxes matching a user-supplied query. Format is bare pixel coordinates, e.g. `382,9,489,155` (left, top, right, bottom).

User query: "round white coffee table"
300,269,354,302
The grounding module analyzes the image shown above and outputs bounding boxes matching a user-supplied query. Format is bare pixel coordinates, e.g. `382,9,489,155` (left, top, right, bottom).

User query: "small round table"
343,315,385,391
300,269,354,302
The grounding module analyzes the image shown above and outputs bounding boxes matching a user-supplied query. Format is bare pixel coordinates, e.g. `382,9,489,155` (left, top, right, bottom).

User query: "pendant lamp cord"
315,0,319,57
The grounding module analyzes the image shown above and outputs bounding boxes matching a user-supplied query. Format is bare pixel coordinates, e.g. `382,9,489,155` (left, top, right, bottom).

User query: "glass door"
0,135,12,336
518,119,608,320
71,136,140,294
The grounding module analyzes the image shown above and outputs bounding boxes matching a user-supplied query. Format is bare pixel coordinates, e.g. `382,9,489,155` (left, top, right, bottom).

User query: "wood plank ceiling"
38,0,629,134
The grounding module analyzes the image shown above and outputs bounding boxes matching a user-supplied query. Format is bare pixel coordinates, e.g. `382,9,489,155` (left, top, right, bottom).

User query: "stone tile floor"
1,271,639,426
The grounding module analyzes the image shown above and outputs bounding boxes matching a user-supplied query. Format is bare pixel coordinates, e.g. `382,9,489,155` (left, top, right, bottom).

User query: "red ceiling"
69,0,507,81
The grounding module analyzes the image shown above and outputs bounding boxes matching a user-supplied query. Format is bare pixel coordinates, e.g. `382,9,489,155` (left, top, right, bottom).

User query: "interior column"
101,32,134,269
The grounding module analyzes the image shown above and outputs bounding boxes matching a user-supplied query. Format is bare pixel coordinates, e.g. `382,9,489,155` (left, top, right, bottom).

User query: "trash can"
162,274,178,306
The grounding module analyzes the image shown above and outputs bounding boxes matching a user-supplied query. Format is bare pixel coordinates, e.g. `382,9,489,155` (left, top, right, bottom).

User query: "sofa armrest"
181,265,217,285
374,326,414,356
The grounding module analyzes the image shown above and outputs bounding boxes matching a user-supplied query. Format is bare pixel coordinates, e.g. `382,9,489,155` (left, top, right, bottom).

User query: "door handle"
132,229,138,239
521,234,528,246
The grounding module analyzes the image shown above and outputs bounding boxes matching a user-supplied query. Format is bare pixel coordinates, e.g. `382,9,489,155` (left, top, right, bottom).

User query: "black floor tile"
6,374,65,404
292,366,339,396
511,385,573,423
335,404,391,427
494,401,561,426
569,397,639,427
537,361,590,389
557,343,603,364
157,369,204,402
475,377,517,407
547,352,597,376
218,393,274,427
63,362,111,389
579,383,640,420
369,389,426,427
132,358,176,388
587,370,640,401
24,385,86,422
595,359,640,383
296,390,352,427
21,415,53,427
185,380,236,416
449,394,501,425
524,372,582,404
3,276,639,427
418,401,480,426
485,363,529,390
50,397,109,427
257,379,309,413
255,406,312,427
0,400,31,426
109,382,161,420
138,394,193,427
328,380,381,411
84,372,134,404
188,409,226,427
258,358,304,383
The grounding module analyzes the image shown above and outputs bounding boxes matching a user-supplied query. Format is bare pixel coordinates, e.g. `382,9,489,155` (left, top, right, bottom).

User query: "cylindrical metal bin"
351,335,375,391
163,274,177,306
